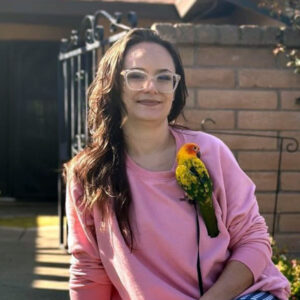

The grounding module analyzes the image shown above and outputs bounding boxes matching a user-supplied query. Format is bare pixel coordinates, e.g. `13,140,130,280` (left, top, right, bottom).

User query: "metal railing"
201,118,299,237
57,10,137,248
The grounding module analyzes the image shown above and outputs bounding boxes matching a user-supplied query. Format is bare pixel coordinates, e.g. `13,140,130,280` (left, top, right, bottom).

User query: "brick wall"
153,23,300,255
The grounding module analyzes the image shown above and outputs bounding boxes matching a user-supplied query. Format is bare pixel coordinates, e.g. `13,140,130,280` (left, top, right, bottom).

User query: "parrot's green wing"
175,157,212,201
176,164,196,200
176,157,219,238
190,158,213,203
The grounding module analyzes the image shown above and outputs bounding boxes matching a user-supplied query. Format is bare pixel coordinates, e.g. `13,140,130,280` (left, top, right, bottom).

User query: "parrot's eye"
193,146,198,151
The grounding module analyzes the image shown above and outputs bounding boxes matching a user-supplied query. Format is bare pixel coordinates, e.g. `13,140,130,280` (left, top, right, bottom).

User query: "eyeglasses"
120,69,181,93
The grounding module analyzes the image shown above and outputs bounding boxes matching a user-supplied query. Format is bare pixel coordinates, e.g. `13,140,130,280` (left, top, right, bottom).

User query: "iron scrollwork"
59,10,137,59
201,118,299,237
58,10,137,247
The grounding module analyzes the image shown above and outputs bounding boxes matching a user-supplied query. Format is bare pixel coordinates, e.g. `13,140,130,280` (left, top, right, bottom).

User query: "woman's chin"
128,113,169,124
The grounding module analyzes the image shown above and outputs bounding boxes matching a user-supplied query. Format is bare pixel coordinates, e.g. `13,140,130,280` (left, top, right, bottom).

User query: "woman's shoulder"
170,126,237,165
64,155,84,200
68,174,83,189
66,174,84,205
170,125,226,149
64,149,88,193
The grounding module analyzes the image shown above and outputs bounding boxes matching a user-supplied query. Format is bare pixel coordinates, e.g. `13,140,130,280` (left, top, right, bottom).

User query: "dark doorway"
0,41,59,200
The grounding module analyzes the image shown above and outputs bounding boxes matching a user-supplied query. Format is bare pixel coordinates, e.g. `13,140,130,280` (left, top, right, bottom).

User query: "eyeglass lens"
126,71,176,92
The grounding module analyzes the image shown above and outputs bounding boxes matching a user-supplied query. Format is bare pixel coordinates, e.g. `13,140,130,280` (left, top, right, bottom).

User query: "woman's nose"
143,78,158,93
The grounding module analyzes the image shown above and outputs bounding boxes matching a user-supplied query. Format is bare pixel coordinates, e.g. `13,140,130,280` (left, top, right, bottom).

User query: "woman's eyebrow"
126,67,173,73
127,67,144,71
156,68,173,73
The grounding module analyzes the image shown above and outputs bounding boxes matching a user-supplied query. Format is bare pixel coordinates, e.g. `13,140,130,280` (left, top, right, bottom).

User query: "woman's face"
121,42,176,125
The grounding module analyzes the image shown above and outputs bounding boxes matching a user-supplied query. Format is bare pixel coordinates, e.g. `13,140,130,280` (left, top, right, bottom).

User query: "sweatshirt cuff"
70,283,113,300
229,246,269,282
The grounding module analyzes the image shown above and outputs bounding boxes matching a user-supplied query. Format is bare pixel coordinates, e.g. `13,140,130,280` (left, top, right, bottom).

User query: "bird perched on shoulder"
175,143,219,238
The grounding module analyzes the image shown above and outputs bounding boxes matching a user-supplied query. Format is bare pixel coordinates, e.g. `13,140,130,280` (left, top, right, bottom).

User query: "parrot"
175,143,219,238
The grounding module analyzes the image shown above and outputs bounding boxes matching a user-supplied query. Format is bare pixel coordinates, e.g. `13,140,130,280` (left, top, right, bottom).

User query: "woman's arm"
66,178,113,300
199,139,272,299
200,260,253,300
219,142,272,283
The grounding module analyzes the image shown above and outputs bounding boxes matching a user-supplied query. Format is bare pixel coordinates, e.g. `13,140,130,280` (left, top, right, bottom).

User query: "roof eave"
0,0,179,26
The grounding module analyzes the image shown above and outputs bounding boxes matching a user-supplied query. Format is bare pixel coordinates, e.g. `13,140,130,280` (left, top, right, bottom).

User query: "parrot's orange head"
177,143,201,162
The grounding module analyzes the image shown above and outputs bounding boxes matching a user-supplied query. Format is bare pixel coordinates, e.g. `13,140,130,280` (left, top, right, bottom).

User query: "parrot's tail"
198,201,219,238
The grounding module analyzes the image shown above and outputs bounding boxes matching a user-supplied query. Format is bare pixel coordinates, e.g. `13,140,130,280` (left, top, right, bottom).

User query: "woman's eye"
128,72,146,80
157,74,172,81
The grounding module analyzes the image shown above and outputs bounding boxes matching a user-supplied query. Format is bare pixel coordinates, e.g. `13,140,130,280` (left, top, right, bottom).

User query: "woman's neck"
123,120,171,156
122,120,176,171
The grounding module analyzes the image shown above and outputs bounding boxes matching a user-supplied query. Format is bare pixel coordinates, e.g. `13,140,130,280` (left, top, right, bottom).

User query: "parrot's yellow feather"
175,143,219,237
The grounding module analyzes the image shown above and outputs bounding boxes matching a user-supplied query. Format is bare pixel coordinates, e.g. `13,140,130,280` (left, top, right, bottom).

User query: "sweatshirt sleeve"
217,141,272,282
66,178,113,300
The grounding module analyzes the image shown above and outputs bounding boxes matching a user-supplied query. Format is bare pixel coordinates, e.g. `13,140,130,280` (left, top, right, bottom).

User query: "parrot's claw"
179,195,195,205
179,194,189,201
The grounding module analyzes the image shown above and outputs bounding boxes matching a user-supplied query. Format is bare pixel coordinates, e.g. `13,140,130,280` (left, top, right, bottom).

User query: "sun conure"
175,143,219,238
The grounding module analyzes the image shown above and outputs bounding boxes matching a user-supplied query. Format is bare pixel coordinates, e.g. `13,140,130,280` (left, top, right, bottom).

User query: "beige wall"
0,23,72,41
0,18,168,41
154,23,300,256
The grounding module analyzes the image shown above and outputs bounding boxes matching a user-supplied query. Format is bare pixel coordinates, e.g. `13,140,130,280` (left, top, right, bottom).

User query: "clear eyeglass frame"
120,69,181,93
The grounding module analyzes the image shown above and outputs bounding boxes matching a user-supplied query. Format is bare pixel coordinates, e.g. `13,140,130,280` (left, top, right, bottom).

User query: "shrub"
271,237,300,299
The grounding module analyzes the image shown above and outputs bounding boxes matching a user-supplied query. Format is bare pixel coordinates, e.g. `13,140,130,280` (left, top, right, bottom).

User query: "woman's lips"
137,100,161,106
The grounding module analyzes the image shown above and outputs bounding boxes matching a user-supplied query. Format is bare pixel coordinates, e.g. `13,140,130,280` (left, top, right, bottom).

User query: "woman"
65,28,290,300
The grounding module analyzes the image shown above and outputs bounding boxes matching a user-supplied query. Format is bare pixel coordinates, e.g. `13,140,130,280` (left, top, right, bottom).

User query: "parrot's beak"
196,151,201,159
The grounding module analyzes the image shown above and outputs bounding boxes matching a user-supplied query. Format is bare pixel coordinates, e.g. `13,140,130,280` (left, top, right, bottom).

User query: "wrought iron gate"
57,10,137,247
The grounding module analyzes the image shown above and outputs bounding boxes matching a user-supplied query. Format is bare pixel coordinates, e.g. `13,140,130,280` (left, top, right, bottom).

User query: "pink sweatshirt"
66,127,290,300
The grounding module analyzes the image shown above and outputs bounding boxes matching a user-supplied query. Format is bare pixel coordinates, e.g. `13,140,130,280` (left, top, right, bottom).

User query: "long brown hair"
64,28,188,250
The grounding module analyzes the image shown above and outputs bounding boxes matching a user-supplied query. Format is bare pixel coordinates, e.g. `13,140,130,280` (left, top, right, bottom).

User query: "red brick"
151,23,176,43
238,152,279,170
213,130,278,150
280,91,300,110
195,47,276,68
186,89,196,107
278,193,300,212
178,46,194,66
256,193,275,213
282,152,300,170
239,25,262,46
262,213,274,233
174,23,195,44
196,90,277,110
239,69,300,88
246,171,277,192
238,151,300,171
185,68,235,88
281,172,300,191
279,214,300,232
276,51,290,69
274,233,300,254
177,109,235,130
238,111,300,130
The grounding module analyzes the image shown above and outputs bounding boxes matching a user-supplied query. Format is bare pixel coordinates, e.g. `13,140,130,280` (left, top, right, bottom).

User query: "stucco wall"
153,23,300,255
